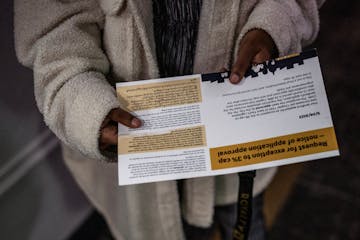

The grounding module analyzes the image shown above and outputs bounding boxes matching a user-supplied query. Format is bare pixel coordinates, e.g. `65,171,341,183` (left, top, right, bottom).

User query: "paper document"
116,49,339,185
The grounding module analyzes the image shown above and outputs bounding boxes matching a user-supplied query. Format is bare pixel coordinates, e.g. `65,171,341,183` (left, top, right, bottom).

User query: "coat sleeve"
236,0,325,57
14,0,120,160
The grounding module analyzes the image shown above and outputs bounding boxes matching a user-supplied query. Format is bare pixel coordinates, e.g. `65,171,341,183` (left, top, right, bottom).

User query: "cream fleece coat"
14,0,324,239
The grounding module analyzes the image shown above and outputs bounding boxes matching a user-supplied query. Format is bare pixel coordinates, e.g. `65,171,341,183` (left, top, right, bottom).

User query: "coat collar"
128,0,159,78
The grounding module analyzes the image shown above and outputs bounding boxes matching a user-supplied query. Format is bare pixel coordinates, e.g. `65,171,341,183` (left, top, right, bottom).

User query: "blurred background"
0,0,359,239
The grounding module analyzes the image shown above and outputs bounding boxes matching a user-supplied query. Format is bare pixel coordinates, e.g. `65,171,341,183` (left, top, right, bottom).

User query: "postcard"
116,49,339,185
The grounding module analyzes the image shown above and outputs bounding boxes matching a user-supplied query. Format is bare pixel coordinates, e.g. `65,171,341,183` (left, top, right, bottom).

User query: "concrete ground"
266,1,360,239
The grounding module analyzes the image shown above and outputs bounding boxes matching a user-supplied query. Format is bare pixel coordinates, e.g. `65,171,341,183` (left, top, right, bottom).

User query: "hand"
99,108,142,153
230,29,278,84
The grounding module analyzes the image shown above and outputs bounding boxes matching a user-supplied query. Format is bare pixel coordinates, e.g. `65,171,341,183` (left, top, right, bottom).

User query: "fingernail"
230,73,240,83
131,118,142,127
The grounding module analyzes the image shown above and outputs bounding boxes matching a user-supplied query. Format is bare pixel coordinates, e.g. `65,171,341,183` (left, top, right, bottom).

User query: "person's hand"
99,108,142,153
230,29,278,84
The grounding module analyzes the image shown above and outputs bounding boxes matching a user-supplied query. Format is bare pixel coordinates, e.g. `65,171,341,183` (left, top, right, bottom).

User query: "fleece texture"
14,0,322,239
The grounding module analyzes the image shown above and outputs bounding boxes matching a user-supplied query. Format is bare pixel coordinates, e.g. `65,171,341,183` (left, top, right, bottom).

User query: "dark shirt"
152,0,202,77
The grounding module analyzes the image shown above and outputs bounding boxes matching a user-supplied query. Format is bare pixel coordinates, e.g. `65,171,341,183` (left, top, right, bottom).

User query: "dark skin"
99,29,277,153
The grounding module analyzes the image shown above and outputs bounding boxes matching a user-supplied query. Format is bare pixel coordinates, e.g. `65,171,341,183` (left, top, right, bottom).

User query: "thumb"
109,108,142,128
